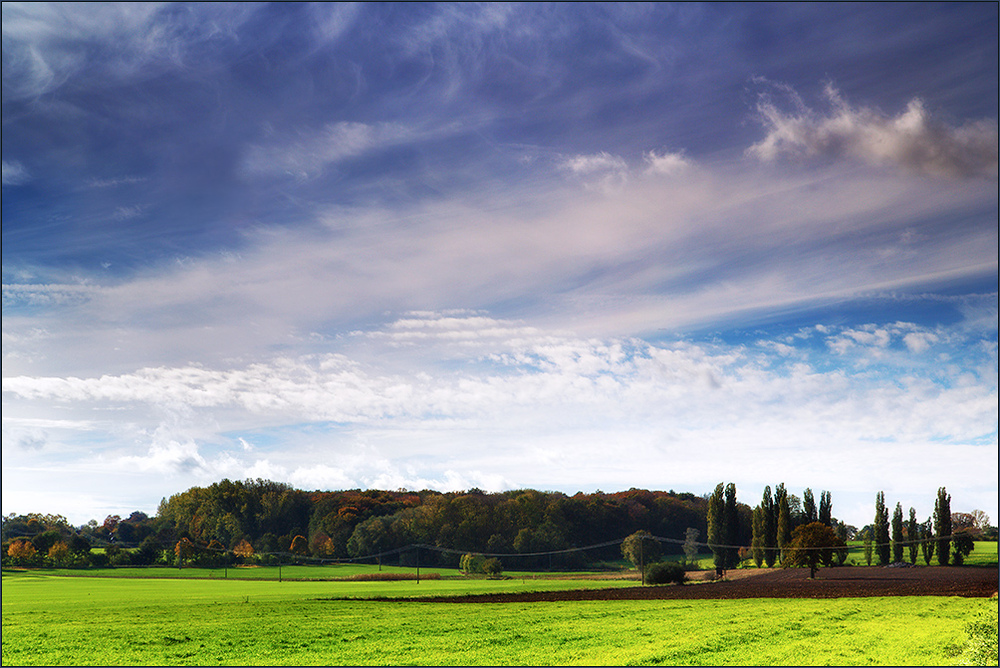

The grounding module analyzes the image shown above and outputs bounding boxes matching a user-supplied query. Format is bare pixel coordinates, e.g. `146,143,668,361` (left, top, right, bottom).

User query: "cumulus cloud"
748,82,998,177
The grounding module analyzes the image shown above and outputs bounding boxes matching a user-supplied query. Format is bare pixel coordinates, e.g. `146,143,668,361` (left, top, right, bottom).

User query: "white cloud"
2,282,98,308
2,160,31,185
1,3,257,99
561,151,630,192
242,121,412,179
644,149,690,175
3,312,996,527
748,82,998,177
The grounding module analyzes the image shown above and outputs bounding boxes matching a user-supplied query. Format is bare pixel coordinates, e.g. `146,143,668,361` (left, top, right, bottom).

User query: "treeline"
3,479,993,571
857,487,993,567
2,480,713,569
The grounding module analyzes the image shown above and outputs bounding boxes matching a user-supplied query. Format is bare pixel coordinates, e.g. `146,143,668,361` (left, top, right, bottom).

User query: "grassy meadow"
3,564,996,666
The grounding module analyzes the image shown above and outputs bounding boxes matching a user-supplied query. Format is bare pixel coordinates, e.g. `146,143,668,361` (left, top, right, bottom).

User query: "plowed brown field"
398,566,998,603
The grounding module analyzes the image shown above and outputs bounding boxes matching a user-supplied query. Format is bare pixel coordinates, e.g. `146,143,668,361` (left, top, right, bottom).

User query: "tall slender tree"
751,505,766,568
934,487,952,566
802,488,817,524
762,486,777,567
920,518,936,565
723,483,739,570
707,483,726,573
776,486,791,562
891,502,904,563
906,507,919,564
818,491,832,526
874,492,891,566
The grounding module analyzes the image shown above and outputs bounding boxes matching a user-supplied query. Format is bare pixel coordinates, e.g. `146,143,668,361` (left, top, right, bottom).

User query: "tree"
833,522,849,565
782,522,845,578
175,538,195,567
920,519,935,565
751,505,766,567
762,486,777,567
934,487,952,566
233,539,255,562
8,539,37,565
460,553,486,574
482,557,503,577
289,535,308,556
47,541,70,565
621,530,660,576
776,486,791,563
907,507,919,565
891,502,904,563
723,483,739,570
707,484,725,572
969,510,991,533
802,488,817,524
861,527,873,566
818,491,832,526
874,492,890,566
951,530,975,566
682,527,700,565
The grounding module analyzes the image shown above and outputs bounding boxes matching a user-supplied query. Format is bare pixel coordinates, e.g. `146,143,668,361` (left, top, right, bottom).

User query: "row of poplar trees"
869,487,966,566
708,482,841,572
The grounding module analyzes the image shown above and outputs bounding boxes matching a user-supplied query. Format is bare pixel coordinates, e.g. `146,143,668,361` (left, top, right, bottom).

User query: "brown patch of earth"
381,566,998,603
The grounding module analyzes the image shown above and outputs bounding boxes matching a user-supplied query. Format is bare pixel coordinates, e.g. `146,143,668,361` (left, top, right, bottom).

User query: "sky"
2,3,997,531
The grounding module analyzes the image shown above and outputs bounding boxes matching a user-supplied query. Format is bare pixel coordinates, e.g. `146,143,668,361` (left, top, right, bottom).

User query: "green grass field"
2,567,995,666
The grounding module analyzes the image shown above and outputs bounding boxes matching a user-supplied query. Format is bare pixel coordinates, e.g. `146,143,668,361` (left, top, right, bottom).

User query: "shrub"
958,597,998,666
483,557,503,577
645,561,686,585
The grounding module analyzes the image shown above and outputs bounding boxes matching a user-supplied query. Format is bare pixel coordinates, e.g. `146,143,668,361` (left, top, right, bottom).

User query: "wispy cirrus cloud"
241,121,415,180
748,81,999,177
1,3,257,99
2,160,31,186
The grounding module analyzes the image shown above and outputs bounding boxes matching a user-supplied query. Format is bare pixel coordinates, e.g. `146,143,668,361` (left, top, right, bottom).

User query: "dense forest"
3,480,728,568
4,479,992,570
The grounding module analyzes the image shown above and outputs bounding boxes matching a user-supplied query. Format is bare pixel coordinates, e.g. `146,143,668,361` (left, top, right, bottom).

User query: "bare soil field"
401,567,999,603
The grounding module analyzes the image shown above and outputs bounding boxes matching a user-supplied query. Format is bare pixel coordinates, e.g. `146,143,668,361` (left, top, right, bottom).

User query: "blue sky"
3,3,997,530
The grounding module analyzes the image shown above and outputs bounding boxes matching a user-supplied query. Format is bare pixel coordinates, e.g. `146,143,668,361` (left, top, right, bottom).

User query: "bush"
958,597,998,666
483,557,503,577
645,561,686,585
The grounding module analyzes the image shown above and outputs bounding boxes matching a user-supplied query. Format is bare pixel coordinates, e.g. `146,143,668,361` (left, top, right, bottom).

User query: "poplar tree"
874,492,891,566
891,502,904,563
776,485,791,562
920,518,935,565
723,483,739,570
762,486,777,567
707,483,726,573
751,505,766,567
802,488,817,524
818,491,832,526
907,507,919,564
934,487,952,566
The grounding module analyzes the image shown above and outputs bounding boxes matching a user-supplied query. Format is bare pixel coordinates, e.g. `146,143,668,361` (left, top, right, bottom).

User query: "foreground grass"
2,571,990,666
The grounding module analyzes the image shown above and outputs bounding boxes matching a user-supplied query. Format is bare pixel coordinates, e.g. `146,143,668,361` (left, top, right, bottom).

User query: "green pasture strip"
1,572,990,666
6,563,631,581
962,541,998,566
